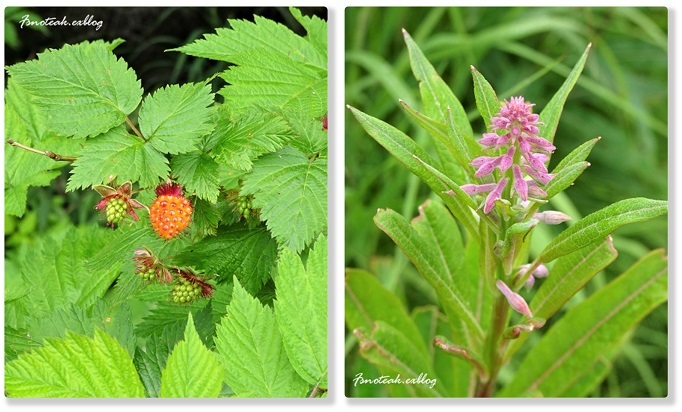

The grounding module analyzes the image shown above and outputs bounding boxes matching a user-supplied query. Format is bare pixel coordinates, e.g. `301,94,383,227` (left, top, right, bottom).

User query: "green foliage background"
345,7,667,397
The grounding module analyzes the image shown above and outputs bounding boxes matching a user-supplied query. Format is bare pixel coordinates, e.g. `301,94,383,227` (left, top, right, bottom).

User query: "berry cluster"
105,197,129,224
236,195,254,219
150,183,193,240
171,277,202,304
138,267,156,281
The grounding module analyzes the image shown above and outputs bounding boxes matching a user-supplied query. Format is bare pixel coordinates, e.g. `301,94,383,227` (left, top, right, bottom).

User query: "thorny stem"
6,139,78,162
125,116,146,141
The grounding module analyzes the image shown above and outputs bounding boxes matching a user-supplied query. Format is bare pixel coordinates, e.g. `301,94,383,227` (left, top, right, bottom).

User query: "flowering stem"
478,293,510,397
125,117,146,141
6,139,78,162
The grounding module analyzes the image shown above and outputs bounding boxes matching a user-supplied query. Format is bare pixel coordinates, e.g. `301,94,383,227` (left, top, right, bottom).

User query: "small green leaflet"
138,83,215,154
159,314,224,398
5,330,145,398
6,40,142,138
215,279,309,397
274,235,328,387
171,152,221,203
67,126,169,190
242,146,327,253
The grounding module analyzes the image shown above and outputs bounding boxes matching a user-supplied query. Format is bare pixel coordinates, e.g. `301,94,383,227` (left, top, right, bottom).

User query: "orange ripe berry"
150,183,193,240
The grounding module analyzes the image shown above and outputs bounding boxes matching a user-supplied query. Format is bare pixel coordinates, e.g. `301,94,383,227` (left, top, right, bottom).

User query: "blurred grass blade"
345,269,428,353
374,208,485,344
506,236,618,359
403,29,473,137
538,198,668,263
354,321,447,397
500,249,667,397
348,105,479,234
538,43,591,143
471,66,500,128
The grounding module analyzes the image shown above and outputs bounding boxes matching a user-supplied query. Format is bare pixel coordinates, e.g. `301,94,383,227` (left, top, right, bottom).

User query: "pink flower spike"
461,183,497,195
470,156,494,167
534,210,572,225
499,146,516,172
524,166,554,185
496,280,533,318
473,156,502,178
479,133,501,146
484,178,508,214
524,275,536,290
518,137,532,157
512,165,528,201
525,135,556,153
533,264,549,279
525,152,549,174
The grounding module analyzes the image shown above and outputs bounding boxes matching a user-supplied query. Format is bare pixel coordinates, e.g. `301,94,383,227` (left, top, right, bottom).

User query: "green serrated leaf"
175,224,277,294
134,326,180,398
241,146,327,253
500,250,667,397
5,329,145,397
289,7,327,58
539,198,668,263
171,152,220,202
189,198,222,237
538,43,591,143
135,300,213,340
8,226,120,328
215,279,309,397
7,40,142,138
209,110,294,172
139,83,214,154
5,326,42,362
471,66,500,127
274,235,327,387
160,313,224,398
67,126,169,190
373,208,485,344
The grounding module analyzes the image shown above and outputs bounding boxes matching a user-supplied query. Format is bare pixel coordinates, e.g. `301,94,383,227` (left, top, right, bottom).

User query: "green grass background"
345,7,668,397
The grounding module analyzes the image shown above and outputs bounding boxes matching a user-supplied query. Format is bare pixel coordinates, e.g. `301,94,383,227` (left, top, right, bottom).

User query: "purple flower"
465,96,556,214
496,280,533,318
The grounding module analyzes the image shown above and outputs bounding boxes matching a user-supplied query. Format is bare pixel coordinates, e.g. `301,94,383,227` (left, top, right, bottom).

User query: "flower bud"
533,210,571,225
496,280,533,318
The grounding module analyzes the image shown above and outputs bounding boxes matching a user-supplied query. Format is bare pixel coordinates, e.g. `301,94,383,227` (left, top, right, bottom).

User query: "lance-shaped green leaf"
345,269,428,352
374,208,484,344
139,83,214,154
5,329,145,397
6,40,142,138
506,236,618,359
545,161,590,199
274,235,327,387
348,106,479,235
500,249,667,397
412,307,475,397
552,136,601,174
538,43,591,143
471,66,500,127
215,279,308,397
402,29,473,137
538,197,668,263
241,146,327,253
445,106,480,176
354,321,447,397
159,313,224,398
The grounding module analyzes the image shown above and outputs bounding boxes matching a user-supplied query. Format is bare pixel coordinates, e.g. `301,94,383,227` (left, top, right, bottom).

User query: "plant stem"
125,117,146,141
478,293,510,397
6,139,77,162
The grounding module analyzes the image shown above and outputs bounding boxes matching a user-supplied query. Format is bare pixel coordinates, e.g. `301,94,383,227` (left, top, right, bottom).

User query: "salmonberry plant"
5,7,327,398
346,30,668,397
